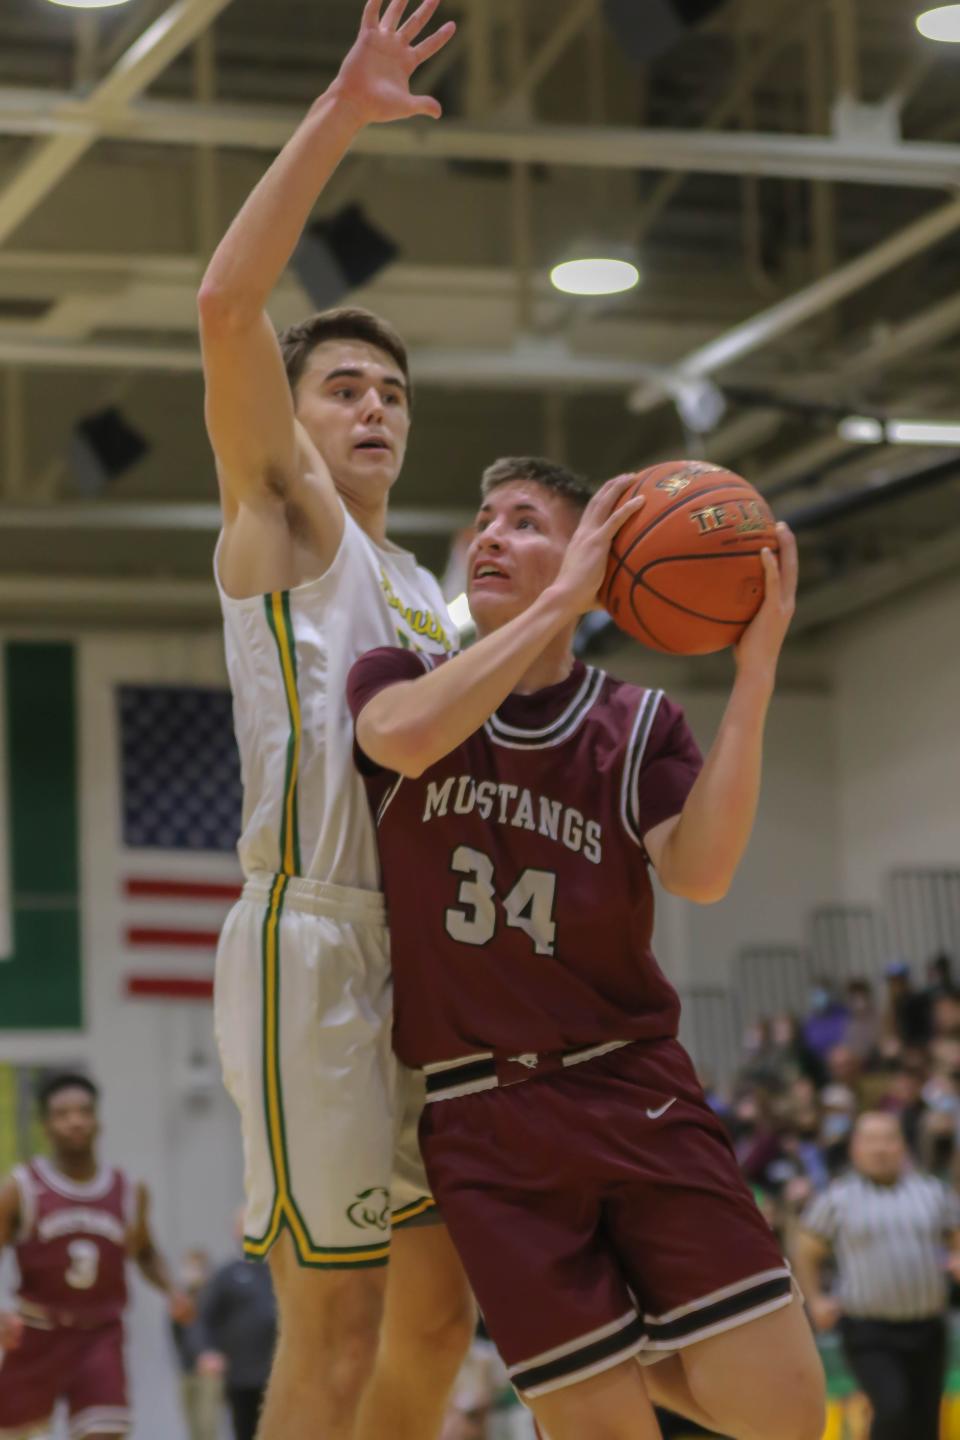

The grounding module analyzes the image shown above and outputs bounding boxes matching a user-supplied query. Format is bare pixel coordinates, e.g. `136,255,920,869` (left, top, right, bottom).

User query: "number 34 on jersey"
446,846,558,957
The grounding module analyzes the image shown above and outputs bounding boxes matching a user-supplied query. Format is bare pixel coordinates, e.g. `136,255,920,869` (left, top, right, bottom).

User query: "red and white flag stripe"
122,855,242,1002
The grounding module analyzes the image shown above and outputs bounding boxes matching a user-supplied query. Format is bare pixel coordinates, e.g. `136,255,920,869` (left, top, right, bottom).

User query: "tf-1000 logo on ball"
689,499,770,536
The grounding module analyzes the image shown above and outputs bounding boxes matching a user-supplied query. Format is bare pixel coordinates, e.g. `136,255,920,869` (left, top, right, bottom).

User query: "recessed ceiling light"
46,0,133,9
839,415,960,445
916,6,960,42
550,258,641,297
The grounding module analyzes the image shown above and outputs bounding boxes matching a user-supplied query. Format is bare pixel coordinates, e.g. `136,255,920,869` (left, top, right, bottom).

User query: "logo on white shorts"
646,1097,678,1121
346,1187,390,1232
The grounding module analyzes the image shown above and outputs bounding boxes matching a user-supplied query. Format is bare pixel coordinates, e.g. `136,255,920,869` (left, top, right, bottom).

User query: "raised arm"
644,524,798,903
197,1,455,524
355,478,644,776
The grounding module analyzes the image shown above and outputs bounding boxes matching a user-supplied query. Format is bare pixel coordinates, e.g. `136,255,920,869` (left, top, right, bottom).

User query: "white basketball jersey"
216,507,454,889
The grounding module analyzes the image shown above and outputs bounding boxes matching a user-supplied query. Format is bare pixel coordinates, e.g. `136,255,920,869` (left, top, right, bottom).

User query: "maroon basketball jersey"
348,650,703,1068
12,1157,133,1323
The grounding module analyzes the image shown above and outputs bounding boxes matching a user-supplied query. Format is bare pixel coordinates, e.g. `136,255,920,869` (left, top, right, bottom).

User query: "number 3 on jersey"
65,1238,100,1290
446,845,558,956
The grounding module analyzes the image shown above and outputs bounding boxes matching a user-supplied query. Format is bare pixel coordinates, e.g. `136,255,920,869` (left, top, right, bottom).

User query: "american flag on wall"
118,685,243,1001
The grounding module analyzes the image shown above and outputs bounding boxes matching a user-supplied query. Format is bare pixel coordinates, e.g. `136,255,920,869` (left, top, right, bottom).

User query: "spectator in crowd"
172,1248,223,1440
825,1044,865,1105
819,1084,857,1176
793,1111,960,1440
730,1089,783,1187
884,961,933,1050
926,951,957,1004
195,1217,278,1440
738,1018,780,1092
802,980,850,1066
930,991,960,1056
880,1062,929,1157
844,979,881,1066
787,1086,831,1188
770,1012,825,1088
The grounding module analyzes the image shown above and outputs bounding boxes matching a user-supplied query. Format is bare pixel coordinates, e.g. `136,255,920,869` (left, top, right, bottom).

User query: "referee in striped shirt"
794,1110,960,1440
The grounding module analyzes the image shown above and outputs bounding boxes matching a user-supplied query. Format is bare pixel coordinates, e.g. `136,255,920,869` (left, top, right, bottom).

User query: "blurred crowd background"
712,950,960,1244
164,949,960,1440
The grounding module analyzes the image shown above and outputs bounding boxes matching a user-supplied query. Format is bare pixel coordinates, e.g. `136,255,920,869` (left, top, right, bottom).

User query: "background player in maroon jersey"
0,1073,192,1440
347,458,826,1440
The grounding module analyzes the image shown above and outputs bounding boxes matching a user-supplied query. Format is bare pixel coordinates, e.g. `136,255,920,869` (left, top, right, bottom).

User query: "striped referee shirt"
802,1170,960,1321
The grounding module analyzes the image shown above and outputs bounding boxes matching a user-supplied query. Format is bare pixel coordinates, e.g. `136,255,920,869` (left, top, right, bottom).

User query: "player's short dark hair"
278,307,412,400
37,1072,99,1114
480,456,593,512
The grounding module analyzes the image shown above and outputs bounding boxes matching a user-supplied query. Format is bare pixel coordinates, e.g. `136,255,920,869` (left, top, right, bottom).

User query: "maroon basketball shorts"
419,1037,793,1399
0,1316,130,1436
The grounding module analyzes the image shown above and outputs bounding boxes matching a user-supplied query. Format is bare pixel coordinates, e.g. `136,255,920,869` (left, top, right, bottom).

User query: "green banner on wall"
0,643,82,1030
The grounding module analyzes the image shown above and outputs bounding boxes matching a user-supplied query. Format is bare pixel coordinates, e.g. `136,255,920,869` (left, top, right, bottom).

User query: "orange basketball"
600,461,778,655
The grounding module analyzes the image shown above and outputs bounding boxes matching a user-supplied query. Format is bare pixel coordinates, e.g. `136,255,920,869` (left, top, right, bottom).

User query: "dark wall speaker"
292,204,400,310
69,406,149,494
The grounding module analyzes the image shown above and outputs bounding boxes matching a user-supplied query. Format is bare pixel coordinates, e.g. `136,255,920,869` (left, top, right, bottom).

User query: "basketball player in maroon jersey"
0,1073,192,1439
347,458,826,1440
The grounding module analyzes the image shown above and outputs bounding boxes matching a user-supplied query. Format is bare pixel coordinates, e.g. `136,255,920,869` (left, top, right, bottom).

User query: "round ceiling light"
46,0,133,8
916,5,960,41
550,258,641,297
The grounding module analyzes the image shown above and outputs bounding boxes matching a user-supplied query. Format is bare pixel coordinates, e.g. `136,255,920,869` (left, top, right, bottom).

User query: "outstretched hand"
734,521,798,680
553,474,646,617
331,0,457,125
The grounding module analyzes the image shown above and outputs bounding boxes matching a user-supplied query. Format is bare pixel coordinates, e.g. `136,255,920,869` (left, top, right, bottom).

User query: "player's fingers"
410,18,457,65
760,545,781,605
589,472,641,522
382,0,410,30
408,93,443,119
361,0,383,30
775,522,798,610
399,0,443,42
604,493,646,538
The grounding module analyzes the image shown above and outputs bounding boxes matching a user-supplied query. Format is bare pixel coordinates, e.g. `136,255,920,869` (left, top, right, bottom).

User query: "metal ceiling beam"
499,0,597,113
628,195,960,412
3,89,960,187
0,0,233,247
630,288,960,479
634,0,817,245
0,501,475,535
0,330,669,390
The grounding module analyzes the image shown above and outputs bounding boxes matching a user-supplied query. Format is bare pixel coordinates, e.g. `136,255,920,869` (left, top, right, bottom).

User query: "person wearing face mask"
794,1111,960,1440
801,982,850,1067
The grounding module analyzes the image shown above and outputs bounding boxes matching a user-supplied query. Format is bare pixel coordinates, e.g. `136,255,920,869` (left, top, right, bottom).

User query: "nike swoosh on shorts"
646,1097,678,1120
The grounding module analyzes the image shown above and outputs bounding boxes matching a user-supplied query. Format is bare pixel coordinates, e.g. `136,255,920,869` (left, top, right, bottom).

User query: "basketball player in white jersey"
197,5,473,1439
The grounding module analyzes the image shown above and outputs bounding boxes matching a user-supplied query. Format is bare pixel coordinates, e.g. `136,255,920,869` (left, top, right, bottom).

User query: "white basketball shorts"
214,872,435,1268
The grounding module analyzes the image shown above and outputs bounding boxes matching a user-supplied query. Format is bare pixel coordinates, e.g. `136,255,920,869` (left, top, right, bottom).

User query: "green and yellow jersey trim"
392,1196,437,1227
243,871,391,1269
246,594,389,1269
264,591,303,879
